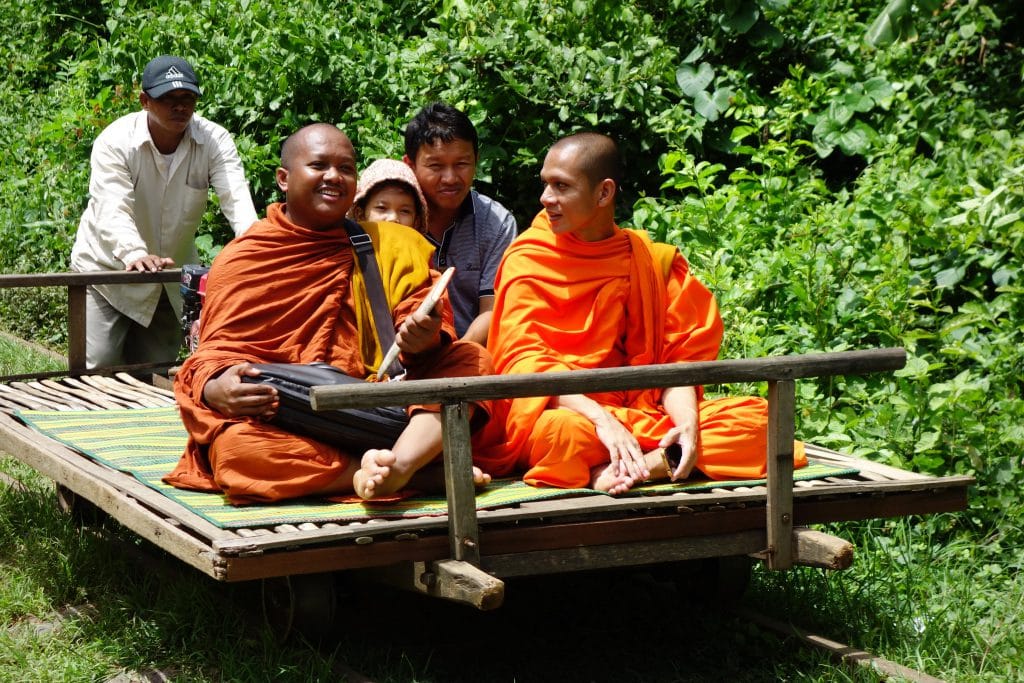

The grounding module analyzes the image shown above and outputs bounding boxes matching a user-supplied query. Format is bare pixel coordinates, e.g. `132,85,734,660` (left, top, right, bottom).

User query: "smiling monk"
164,123,492,504
473,132,807,493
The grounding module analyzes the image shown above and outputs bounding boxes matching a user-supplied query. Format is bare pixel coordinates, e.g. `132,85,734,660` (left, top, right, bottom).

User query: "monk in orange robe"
473,132,806,493
163,123,492,504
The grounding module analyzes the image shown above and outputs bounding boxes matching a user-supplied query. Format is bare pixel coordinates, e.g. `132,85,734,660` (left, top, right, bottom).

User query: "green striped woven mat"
15,406,857,529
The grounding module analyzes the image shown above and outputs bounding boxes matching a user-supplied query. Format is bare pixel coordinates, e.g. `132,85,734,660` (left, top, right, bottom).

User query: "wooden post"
68,285,87,372
441,402,480,565
766,379,795,570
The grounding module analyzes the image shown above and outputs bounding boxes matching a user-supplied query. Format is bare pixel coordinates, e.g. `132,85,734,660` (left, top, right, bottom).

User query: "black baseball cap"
141,55,202,99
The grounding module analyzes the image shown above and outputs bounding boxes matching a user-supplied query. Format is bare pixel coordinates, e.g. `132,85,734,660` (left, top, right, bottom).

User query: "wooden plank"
477,508,767,555
442,402,479,564
61,377,140,409
0,383,53,410
213,489,770,555
115,372,177,400
40,378,125,410
210,473,974,556
24,381,96,410
805,444,932,481
766,379,795,570
790,528,854,570
311,348,908,410
68,284,86,372
221,535,452,581
481,531,767,577
735,607,947,683
214,485,972,581
427,559,504,609
1,383,71,411
794,487,969,525
0,271,181,287
77,375,148,408
88,375,166,407
0,395,25,411
368,559,507,610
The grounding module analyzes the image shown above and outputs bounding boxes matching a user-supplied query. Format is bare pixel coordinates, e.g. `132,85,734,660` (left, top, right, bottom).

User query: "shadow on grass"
300,565,837,683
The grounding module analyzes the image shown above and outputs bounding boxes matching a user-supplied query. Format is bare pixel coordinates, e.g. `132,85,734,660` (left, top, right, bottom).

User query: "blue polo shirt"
425,190,516,337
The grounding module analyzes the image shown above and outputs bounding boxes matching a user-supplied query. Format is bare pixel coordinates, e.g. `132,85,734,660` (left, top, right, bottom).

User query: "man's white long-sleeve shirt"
71,111,258,326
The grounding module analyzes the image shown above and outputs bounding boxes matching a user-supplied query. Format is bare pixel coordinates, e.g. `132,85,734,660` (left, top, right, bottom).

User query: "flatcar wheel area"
55,483,108,527
261,572,342,643
646,555,754,604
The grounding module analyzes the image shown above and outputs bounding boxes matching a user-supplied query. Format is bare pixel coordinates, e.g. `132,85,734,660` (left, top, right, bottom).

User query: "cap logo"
163,66,184,80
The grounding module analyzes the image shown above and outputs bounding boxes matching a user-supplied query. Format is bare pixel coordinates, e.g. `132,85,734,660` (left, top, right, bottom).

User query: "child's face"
363,185,419,228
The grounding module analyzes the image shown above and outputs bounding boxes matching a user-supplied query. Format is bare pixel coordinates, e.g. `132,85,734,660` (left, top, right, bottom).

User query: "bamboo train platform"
0,272,974,639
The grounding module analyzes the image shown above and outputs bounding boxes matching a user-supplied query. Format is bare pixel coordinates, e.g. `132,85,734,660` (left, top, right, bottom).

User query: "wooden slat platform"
0,374,973,583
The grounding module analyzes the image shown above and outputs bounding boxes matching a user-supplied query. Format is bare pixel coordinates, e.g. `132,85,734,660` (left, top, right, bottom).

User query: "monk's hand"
659,426,698,481
395,307,443,355
202,363,278,419
593,410,648,482
126,254,175,272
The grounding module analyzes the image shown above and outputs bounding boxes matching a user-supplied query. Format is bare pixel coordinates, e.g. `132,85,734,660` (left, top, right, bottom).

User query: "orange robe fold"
164,204,491,504
473,210,805,487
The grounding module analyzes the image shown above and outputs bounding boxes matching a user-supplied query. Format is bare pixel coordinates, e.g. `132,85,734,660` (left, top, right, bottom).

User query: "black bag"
242,363,409,450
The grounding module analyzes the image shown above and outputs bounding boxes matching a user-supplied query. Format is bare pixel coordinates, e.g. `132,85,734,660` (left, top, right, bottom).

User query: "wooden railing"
311,348,908,571
0,270,180,375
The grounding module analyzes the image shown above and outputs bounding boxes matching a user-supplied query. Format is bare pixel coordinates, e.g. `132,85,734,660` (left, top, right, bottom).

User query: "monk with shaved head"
166,123,493,504
474,132,806,493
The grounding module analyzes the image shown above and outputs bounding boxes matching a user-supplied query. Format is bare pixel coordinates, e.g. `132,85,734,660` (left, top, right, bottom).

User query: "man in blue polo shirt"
403,103,516,345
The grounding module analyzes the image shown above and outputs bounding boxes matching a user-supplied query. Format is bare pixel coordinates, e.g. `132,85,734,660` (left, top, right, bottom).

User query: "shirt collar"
130,111,204,151
455,189,475,221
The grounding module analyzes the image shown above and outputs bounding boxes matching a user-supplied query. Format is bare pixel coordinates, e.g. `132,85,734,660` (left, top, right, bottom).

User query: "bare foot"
590,463,636,494
407,463,494,492
644,448,672,481
473,466,492,487
353,449,398,500
591,450,675,495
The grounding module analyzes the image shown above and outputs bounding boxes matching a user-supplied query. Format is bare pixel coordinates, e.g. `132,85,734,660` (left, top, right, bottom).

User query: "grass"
1,336,1022,681
0,332,64,377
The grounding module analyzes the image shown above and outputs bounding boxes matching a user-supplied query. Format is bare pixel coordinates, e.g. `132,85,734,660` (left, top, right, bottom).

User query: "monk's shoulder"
623,227,686,281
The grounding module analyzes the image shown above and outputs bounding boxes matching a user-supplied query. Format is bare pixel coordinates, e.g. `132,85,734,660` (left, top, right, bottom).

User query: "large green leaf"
864,0,942,46
693,89,720,121
862,76,895,103
720,1,760,34
676,62,715,98
837,120,876,155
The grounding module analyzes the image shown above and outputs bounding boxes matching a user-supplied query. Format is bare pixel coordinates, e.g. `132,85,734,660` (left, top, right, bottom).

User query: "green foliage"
629,0,1023,548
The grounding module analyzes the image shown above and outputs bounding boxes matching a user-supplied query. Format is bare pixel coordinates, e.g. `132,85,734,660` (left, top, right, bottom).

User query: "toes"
472,467,492,486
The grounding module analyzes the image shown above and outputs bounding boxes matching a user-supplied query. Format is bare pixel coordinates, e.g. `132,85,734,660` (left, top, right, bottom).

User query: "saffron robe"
164,203,492,504
473,210,806,488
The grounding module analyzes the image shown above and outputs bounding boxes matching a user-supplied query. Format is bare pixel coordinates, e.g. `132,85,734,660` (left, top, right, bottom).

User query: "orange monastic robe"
164,203,491,504
473,210,806,488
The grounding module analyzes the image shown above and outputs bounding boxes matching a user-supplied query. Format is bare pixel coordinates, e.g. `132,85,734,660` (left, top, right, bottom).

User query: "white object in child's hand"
377,266,456,381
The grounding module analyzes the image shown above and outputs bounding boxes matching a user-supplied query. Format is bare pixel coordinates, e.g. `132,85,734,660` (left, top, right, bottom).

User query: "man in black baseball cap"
141,55,203,99
70,55,257,369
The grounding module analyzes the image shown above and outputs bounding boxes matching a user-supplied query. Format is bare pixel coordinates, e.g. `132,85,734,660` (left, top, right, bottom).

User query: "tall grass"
0,333,63,377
